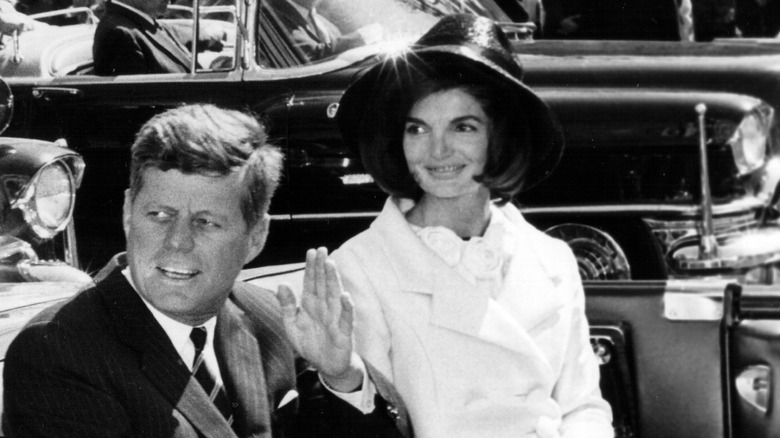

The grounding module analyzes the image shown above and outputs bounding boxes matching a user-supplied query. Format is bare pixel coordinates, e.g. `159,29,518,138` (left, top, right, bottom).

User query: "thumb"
276,283,298,320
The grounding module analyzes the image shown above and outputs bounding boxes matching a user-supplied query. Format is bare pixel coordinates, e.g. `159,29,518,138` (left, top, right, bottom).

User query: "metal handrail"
29,7,99,24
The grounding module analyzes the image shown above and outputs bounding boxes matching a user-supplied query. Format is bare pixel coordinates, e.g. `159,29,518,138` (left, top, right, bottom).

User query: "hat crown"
413,14,524,81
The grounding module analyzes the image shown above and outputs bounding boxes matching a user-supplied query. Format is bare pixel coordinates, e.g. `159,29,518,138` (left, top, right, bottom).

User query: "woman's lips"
426,164,466,177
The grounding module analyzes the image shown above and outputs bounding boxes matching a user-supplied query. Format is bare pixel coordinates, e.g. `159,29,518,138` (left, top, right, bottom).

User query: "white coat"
333,197,614,438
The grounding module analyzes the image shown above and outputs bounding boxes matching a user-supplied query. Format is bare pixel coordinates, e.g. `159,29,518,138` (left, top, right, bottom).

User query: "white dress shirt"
121,268,376,413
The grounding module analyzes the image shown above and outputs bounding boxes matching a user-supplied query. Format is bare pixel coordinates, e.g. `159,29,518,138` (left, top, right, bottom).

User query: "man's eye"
194,218,220,228
147,211,171,221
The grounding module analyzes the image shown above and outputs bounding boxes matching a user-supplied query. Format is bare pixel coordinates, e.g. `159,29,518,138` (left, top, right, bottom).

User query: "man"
2,104,410,438
266,0,381,62
93,0,192,75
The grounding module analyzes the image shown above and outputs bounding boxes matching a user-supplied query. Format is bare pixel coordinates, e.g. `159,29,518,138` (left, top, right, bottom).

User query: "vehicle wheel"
545,223,631,281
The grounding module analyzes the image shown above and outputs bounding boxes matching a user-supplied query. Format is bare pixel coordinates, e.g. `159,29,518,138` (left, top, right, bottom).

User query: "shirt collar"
122,267,217,369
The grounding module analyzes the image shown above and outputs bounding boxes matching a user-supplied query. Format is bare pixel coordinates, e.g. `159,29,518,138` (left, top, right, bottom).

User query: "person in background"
267,0,381,62
330,13,613,438
0,0,34,34
93,0,192,75
735,0,780,37
541,0,682,40
2,104,411,438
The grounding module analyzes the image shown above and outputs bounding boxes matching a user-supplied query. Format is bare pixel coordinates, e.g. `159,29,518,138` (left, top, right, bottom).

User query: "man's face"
123,167,268,326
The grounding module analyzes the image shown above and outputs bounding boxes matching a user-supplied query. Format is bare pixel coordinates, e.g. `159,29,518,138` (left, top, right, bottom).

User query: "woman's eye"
404,124,426,135
455,123,478,132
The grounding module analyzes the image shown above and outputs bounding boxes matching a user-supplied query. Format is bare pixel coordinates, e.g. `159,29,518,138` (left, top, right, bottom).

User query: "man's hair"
129,104,283,229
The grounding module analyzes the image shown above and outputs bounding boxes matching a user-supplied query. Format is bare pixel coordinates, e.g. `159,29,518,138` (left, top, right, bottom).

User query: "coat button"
536,415,560,438
386,404,399,419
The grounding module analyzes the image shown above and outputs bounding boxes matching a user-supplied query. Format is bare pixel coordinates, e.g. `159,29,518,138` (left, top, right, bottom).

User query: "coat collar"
371,198,567,356
96,263,249,438
106,1,156,30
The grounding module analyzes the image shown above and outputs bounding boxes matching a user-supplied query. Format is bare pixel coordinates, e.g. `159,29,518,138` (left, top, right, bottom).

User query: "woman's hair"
360,56,533,204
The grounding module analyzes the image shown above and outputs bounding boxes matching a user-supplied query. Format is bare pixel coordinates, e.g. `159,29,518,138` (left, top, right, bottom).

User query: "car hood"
0,281,83,358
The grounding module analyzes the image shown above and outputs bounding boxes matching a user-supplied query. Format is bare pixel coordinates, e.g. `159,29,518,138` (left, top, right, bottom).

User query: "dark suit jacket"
93,1,192,75
2,259,411,438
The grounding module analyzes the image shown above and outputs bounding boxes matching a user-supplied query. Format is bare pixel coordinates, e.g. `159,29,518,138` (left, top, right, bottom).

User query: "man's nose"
164,219,195,252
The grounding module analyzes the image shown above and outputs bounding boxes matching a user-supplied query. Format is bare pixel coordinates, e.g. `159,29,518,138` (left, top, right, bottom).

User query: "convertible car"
2,0,780,284
0,3,778,431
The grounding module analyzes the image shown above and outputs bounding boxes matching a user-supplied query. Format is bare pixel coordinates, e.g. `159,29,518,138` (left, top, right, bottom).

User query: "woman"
332,13,613,438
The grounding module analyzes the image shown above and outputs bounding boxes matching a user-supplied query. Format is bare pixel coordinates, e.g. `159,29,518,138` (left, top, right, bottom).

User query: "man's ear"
245,214,270,264
122,189,132,237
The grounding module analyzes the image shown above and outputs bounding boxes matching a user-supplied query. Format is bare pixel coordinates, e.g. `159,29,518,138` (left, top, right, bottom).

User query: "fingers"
301,247,338,324
324,257,343,311
338,292,354,335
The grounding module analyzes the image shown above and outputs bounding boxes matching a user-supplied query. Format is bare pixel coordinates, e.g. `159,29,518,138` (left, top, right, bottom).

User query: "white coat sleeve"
554,246,615,438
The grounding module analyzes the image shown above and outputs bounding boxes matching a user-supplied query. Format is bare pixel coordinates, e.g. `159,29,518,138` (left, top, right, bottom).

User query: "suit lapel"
216,296,272,438
153,23,194,70
107,2,192,71
100,266,237,438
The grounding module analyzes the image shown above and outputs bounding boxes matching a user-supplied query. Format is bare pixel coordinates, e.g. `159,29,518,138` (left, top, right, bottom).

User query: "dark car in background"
1,0,780,284
1,1,780,437
0,77,91,423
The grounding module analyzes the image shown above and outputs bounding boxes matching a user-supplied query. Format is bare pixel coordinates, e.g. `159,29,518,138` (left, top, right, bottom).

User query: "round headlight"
729,105,773,175
11,161,76,239
33,162,74,230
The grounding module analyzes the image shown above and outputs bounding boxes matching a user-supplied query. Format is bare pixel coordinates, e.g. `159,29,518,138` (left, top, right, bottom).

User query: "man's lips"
156,267,200,280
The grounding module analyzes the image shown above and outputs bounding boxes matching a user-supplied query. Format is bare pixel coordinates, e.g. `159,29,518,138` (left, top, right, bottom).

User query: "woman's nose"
430,132,452,159
164,219,195,252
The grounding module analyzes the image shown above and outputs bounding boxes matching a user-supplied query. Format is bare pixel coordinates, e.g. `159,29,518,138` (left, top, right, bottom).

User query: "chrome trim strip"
521,198,765,216
663,279,731,321
269,212,380,221
269,200,765,222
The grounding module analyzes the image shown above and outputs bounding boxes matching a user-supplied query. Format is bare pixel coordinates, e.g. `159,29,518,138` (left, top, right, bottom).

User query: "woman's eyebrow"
404,116,427,124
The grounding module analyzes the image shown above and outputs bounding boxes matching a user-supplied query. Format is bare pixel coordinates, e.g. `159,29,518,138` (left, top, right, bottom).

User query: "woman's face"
403,88,490,200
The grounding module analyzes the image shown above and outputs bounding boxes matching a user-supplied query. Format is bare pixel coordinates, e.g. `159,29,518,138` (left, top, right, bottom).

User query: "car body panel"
243,262,780,438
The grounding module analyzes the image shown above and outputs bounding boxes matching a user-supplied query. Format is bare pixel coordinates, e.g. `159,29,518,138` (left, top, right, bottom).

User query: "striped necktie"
190,327,234,425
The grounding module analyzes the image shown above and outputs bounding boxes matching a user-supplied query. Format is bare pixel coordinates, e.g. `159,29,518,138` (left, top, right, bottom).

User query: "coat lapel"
107,2,192,71
100,265,237,438
373,198,565,361
216,297,272,438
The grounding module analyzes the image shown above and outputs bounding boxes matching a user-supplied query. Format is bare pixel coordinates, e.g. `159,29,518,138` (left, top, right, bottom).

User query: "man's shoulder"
96,3,148,34
10,282,111,360
230,281,283,321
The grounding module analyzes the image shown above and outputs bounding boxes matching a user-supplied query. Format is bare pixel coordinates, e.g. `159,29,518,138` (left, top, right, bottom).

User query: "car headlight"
11,160,77,239
729,104,773,175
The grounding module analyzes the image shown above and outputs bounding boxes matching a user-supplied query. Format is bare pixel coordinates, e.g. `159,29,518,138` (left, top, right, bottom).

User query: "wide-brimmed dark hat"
337,13,564,195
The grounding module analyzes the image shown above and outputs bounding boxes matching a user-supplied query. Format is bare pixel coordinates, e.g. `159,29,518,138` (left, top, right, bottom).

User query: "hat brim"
338,45,564,193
